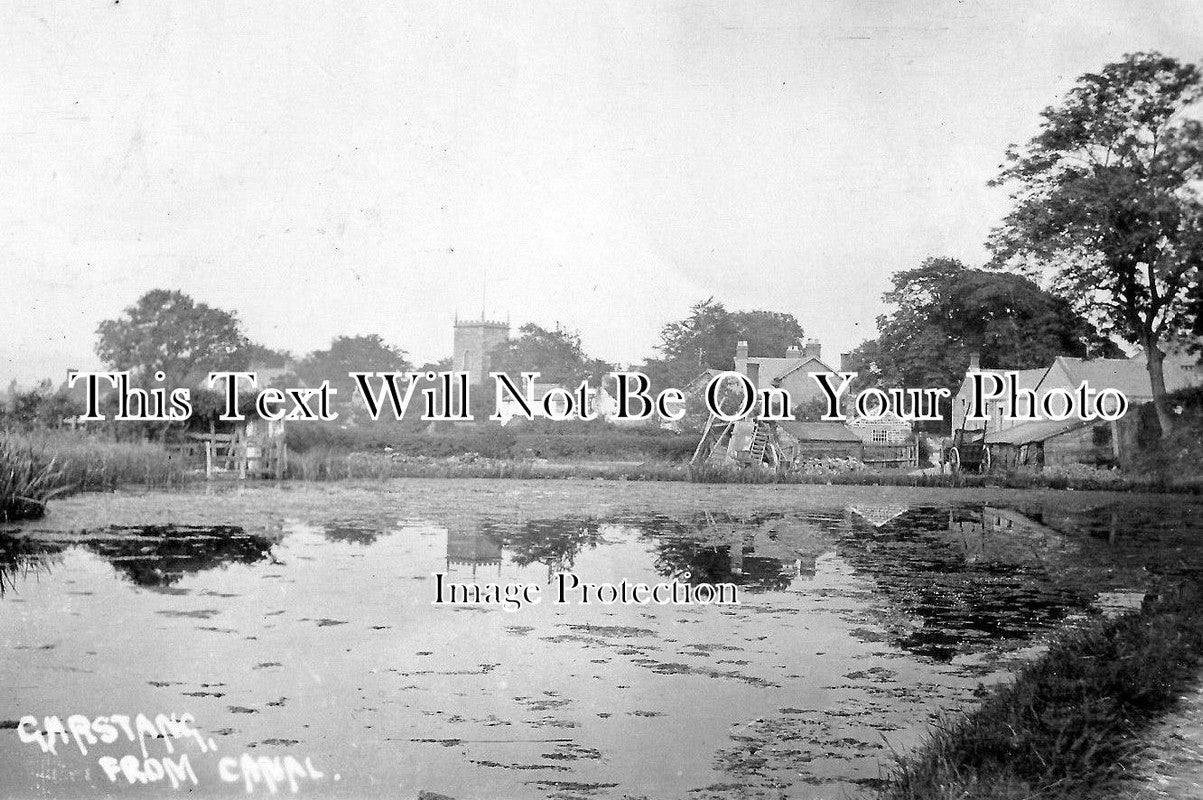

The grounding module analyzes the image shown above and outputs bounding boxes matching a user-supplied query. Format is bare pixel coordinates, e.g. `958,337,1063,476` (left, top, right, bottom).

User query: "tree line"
6,53,1200,438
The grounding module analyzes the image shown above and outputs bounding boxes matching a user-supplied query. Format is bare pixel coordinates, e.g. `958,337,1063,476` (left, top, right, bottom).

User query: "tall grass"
283,447,691,482
31,433,188,490
0,432,187,520
0,437,65,522
879,581,1203,800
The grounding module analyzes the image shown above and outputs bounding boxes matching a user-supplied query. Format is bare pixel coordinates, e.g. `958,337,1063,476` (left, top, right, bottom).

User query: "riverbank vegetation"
878,580,1203,800
0,432,186,520
0,437,63,522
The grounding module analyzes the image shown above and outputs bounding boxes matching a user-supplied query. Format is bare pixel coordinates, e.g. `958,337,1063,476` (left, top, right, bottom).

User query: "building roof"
955,366,1048,398
984,418,1090,446
1038,354,1200,401
777,420,863,443
742,355,837,386
684,368,723,394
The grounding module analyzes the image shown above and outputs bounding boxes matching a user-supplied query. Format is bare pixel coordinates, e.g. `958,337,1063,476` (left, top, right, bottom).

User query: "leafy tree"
95,289,250,385
297,335,411,413
989,52,1203,438
733,310,808,359
3,380,82,429
848,257,1117,400
488,323,612,385
644,299,807,389
243,343,294,368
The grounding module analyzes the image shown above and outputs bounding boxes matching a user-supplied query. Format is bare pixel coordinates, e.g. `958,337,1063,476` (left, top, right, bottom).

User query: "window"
871,429,890,444
1092,423,1112,447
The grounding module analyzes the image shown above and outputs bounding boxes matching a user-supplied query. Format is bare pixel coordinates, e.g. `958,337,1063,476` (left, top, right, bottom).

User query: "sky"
2,0,1201,385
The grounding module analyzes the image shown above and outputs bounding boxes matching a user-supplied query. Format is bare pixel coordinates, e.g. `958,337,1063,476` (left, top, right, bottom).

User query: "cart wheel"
981,446,992,473
948,447,961,473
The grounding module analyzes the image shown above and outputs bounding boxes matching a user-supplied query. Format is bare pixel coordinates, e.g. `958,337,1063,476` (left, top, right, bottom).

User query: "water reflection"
0,535,63,596
649,512,825,592
0,524,278,592
322,520,383,546
430,502,1180,664
2,491,1199,800
446,523,504,576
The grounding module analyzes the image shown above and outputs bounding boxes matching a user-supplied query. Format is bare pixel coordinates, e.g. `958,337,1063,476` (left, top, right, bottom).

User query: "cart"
944,427,991,473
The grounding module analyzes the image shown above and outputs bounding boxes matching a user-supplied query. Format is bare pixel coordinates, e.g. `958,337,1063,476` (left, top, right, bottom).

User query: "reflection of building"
944,506,1069,562
700,514,826,585
446,525,503,576
846,504,910,528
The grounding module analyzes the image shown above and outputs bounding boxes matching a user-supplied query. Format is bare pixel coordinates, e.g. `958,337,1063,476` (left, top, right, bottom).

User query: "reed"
0,436,65,522
0,431,187,514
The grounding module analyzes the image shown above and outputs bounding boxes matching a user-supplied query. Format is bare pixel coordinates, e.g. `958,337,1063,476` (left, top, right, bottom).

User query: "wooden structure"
984,418,1119,470
863,442,919,468
690,417,783,471
777,421,865,463
168,419,288,480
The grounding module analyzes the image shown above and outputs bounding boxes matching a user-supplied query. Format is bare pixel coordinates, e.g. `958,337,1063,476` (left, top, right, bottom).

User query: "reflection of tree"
81,525,276,587
1025,505,1203,584
652,538,795,592
835,505,1093,662
500,519,603,574
0,536,64,597
322,521,382,546
644,511,815,593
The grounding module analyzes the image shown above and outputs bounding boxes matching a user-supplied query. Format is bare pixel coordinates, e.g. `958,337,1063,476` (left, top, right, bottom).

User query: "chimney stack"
745,362,760,389
803,339,821,360
968,351,981,371
840,352,852,372
736,340,749,360
786,345,802,359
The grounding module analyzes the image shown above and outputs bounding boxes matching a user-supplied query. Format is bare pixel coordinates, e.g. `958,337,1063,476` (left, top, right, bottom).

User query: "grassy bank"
5,431,1202,520
879,581,1203,800
280,448,1203,493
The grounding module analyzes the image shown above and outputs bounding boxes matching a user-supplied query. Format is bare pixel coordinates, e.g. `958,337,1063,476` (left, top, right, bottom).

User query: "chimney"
803,339,821,360
786,345,802,360
745,362,760,389
840,352,852,372
968,351,981,371
736,340,749,360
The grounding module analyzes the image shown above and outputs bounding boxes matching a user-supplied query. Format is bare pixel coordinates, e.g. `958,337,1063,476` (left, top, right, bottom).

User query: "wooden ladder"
747,421,769,463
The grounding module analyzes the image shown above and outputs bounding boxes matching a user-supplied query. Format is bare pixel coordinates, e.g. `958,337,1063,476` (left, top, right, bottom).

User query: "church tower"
452,314,510,385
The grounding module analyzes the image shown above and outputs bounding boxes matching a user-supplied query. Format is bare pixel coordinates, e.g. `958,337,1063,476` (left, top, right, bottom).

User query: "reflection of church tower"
453,315,510,385
446,523,504,577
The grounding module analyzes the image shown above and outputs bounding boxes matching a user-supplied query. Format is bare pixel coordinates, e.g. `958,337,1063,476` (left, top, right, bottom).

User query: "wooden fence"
862,443,919,468
167,428,287,480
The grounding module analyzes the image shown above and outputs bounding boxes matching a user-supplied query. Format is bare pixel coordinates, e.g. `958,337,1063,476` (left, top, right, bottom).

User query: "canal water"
1,481,1200,799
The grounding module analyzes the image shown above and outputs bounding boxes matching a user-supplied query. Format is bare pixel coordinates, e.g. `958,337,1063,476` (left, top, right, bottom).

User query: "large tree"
990,52,1203,437
95,289,250,385
297,335,410,403
644,298,807,389
488,323,612,385
846,257,1116,395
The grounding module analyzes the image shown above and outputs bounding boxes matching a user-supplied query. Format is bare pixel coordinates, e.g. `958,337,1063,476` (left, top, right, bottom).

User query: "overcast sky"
3,1,1200,384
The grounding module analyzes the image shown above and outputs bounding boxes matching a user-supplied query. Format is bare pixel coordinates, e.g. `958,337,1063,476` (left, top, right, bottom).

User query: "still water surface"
1,481,1200,799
